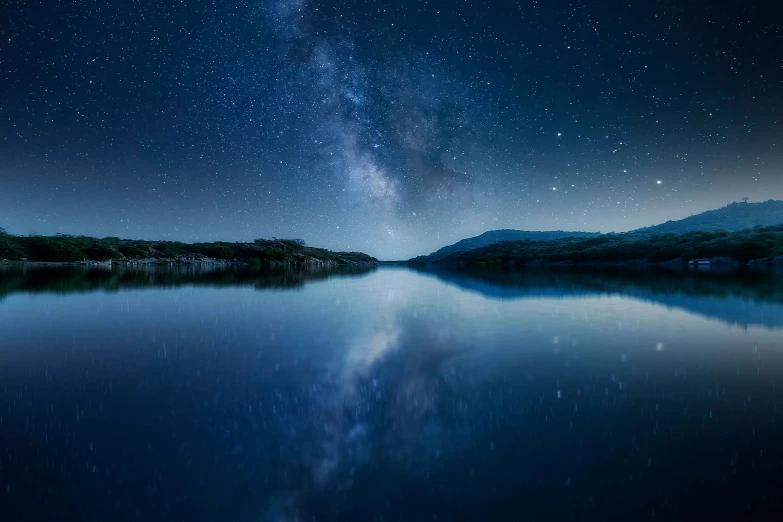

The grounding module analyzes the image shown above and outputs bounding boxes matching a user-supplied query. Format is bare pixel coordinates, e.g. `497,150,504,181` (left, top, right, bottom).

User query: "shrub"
22,236,86,262
86,242,122,261
0,235,22,259
117,244,150,259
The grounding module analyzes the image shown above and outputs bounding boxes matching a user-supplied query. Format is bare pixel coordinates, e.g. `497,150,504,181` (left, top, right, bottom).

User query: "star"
0,0,779,260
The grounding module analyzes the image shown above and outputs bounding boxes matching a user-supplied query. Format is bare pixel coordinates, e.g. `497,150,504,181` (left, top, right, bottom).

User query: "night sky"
2,1,781,259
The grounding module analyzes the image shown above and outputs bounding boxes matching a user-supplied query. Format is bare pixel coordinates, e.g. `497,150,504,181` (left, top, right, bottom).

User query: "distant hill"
410,230,600,262
631,200,783,235
416,225,783,267
409,200,783,263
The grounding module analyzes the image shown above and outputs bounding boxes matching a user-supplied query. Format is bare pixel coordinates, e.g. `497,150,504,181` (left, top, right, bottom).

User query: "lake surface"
2,265,783,521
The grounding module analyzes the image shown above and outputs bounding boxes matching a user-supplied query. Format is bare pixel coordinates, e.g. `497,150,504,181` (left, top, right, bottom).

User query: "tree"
742,197,750,203
0,226,6,235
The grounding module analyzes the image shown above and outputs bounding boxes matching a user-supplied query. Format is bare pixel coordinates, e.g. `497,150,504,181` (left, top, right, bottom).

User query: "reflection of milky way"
3,270,783,521
265,319,470,520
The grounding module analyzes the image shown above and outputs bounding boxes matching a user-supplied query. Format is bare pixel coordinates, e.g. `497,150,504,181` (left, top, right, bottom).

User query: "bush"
22,236,87,262
199,245,234,260
0,235,22,259
86,242,122,261
117,244,150,258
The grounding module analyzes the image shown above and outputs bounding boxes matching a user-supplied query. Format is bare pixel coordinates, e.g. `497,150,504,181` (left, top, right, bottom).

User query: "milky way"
1,0,781,258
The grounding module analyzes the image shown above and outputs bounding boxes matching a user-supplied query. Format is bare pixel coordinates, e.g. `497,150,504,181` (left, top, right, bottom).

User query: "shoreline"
1,257,379,269
405,256,783,272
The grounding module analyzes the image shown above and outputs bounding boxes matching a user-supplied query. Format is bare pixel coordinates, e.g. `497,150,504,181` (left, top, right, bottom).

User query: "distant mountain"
630,200,783,235
410,200,783,263
410,230,600,262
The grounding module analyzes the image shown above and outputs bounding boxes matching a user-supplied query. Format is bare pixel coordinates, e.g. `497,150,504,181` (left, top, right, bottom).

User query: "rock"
709,257,742,266
654,258,685,268
747,259,769,270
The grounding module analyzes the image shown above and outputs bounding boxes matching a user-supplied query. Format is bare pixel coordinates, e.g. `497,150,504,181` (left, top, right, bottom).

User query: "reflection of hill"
411,266,783,329
0,265,376,299
5,265,783,329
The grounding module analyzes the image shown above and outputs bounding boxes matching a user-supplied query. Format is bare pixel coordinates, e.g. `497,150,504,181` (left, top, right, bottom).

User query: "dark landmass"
411,230,600,263
410,225,783,268
0,230,377,267
410,200,783,264
0,264,376,300
412,265,783,329
631,200,783,236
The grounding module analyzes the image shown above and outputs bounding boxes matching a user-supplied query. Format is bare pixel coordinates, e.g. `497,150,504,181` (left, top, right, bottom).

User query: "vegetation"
415,225,783,266
0,232,376,265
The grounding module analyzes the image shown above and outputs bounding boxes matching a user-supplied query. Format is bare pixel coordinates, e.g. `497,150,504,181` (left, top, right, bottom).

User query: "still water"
2,266,783,521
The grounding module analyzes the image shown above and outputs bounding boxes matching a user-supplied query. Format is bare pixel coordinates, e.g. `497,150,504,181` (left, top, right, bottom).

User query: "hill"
418,225,783,267
410,230,600,263
409,200,783,263
631,200,783,235
0,231,377,267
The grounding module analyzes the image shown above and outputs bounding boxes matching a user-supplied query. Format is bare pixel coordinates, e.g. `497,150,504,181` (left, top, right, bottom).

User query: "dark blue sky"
1,0,781,258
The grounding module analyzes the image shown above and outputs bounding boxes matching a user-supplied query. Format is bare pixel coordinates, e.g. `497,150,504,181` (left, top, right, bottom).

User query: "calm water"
2,266,783,521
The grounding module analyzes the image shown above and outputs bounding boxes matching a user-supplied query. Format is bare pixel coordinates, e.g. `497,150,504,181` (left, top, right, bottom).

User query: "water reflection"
2,266,783,521
0,263,376,297
412,265,783,329
4,264,782,328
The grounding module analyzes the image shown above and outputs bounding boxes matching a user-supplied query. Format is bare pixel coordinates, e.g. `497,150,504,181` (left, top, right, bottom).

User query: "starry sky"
1,0,781,259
